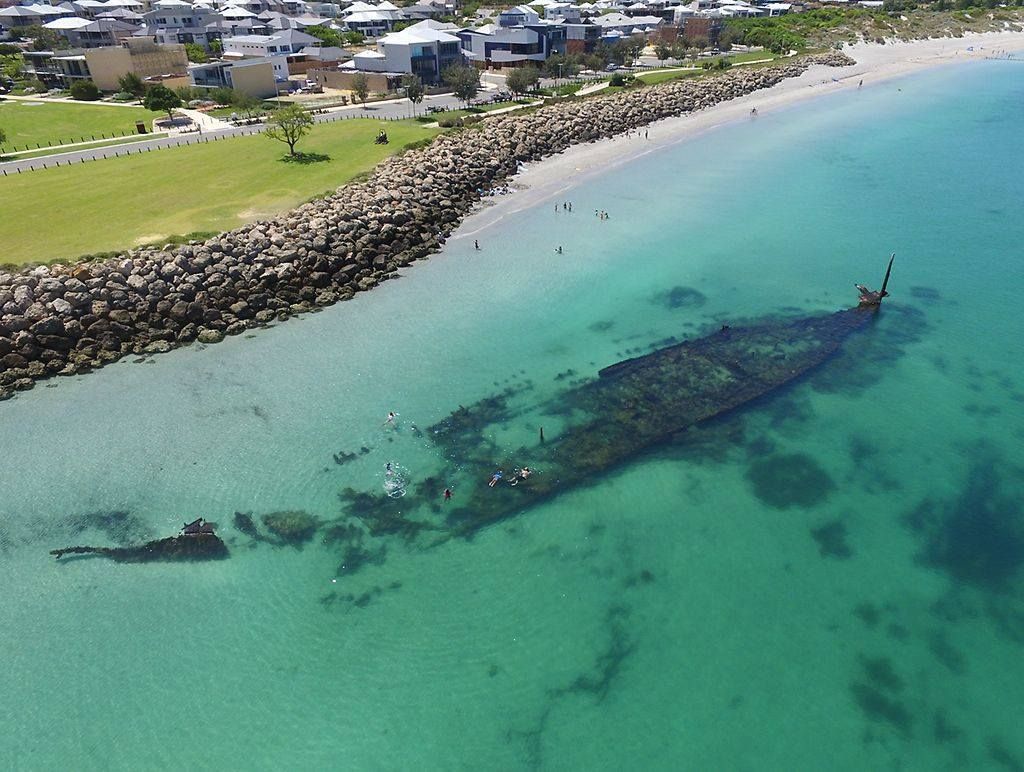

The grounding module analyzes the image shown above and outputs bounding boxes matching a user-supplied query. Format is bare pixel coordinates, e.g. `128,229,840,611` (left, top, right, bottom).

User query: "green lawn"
635,69,701,86
0,118,440,265
0,101,154,151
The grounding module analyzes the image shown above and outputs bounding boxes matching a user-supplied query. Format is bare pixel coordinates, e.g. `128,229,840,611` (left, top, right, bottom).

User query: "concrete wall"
228,62,278,98
82,47,131,91
308,69,393,93
84,41,188,91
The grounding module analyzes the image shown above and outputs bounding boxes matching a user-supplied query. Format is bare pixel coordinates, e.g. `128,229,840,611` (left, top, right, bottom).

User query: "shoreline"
453,30,1024,239
2,34,1022,401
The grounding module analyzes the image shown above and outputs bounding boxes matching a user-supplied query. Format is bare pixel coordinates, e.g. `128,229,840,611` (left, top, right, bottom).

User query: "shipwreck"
50,518,229,563
345,257,897,539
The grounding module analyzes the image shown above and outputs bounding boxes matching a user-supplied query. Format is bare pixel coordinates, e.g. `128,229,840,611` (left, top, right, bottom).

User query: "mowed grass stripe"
0,118,440,265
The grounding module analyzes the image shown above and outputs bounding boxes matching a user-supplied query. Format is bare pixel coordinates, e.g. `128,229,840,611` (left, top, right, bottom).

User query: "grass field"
635,69,701,86
0,101,154,151
0,118,440,265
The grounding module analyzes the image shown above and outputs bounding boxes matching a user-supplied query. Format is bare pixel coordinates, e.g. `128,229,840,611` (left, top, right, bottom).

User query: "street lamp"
557,62,564,84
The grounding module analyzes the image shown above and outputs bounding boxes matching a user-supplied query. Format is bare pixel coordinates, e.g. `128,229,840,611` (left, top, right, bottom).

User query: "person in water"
383,411,397,427
509,467,532,486
443,488,452,501
488,471,503,487
385,462,393,476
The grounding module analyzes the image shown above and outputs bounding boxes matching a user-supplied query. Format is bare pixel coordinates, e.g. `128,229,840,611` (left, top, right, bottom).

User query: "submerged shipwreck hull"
51,532,228,563
429,305,882,536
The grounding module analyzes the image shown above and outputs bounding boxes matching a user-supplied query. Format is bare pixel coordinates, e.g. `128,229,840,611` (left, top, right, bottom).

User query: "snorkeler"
509,467,533,486
488,471,503,487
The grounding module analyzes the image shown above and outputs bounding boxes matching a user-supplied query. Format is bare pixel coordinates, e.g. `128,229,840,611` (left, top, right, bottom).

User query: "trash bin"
135,121,147,135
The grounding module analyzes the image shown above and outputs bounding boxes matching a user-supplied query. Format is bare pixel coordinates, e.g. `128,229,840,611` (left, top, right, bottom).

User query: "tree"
185,43,208,63
209,86,235,105
655,43,672,63
69,80,101,101
1,53,24,80
401,73,424,115
209,39,223,55
143,84,182,121
232,91,261,117
19,25,66,52
117,72,146,99
306,25,343,47
505,66,539,99
343,30,365,45
442,64,480,106
351,72,369,106
264,104,314,156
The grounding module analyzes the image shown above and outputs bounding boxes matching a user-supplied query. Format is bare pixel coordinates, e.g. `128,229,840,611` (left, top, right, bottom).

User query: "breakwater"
0,53,852,401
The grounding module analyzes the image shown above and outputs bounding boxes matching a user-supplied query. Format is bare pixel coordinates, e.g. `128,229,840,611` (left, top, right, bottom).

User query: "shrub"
69,80,101,101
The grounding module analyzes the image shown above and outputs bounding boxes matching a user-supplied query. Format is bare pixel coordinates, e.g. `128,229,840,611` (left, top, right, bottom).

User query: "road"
0,91,473,175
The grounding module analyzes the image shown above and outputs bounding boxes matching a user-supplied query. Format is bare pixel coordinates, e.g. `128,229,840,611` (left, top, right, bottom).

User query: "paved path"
178,108,232,132
576,81,610,96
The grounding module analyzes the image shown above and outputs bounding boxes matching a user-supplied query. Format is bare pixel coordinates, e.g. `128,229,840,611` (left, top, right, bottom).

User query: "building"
222,28,317,57
343,19,461,82
458,10,566,69
24,38,189,90
189,56,278,96
63,18,140,48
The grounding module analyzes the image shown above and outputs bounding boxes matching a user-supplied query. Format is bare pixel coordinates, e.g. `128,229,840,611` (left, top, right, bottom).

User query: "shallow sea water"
2,61,1024,770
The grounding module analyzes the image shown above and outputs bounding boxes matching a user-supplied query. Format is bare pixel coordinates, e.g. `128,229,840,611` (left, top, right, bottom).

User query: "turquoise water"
2,60,1024,769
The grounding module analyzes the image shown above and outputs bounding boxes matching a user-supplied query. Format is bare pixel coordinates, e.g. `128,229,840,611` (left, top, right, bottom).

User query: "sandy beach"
455,30,1024,239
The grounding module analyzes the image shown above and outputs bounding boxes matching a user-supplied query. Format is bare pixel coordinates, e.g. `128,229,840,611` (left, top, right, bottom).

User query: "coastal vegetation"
725,5,1024,51
0,118,441,264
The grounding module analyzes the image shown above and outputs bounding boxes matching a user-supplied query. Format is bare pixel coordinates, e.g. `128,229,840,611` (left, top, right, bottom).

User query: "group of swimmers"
488,467,533,487
595,210,610,220
381,412,535,503
555,201,574,213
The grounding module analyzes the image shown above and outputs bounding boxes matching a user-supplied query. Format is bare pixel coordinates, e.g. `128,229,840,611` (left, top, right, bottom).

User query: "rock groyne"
0,53,853,401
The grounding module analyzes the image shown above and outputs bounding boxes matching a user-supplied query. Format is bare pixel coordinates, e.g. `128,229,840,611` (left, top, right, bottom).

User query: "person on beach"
750,108,758,117
443,488,452,501
488,470,503,487
858,79,863,88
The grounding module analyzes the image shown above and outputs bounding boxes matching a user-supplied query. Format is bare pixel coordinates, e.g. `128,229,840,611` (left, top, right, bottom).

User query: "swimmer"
488,470,503,487
443,488,452,501
385,462,393,476
383,411,397,427
509,467,533,486
555,245,563,254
